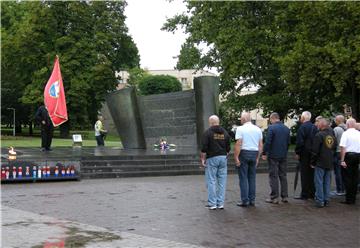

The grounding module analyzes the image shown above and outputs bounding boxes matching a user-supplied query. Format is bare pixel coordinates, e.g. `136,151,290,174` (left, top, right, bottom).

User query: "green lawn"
1,135,122,148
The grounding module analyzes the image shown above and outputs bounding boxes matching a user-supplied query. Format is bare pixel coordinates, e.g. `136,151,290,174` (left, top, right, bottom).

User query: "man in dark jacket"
295,111,318,200
201,115,231,210
311,118,337,208
35,105,54,151
262,113,290,204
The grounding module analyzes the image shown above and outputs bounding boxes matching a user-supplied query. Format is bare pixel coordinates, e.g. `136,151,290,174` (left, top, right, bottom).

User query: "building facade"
115,69,216,90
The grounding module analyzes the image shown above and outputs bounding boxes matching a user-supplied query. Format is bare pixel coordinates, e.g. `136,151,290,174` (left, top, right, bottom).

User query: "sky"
125,0,188,70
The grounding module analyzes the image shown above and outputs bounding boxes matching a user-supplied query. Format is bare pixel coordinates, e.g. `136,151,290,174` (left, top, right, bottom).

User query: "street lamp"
7,108,15,136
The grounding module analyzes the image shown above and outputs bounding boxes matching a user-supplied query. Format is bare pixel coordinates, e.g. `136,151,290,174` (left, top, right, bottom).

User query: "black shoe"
324,201,329,207
40,148,46,152
237,202,249,207
340,201,355,205
249,202,255,207
46,148,52,151
294,196,308,200
205,204,217,210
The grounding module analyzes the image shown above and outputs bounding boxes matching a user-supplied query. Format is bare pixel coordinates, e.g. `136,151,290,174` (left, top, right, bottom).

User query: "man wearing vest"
310,118,337,208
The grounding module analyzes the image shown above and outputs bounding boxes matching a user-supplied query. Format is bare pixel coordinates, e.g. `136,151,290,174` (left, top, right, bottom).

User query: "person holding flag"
35,105,53,151
36,55,68,151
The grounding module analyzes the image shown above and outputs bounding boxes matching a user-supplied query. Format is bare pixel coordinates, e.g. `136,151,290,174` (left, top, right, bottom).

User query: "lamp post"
7,108,15,136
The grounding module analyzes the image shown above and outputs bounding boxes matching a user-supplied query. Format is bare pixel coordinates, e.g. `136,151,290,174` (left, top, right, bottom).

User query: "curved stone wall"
106,76,219,149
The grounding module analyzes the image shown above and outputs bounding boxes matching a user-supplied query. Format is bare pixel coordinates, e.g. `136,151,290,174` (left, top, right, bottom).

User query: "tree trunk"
351,82,360,121
15,121,22,134
29,121,33,136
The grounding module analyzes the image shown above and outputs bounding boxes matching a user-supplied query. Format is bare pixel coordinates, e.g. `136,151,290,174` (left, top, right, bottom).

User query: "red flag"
44,56,68,127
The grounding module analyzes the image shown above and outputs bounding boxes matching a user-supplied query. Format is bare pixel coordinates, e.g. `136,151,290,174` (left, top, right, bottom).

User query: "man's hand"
310,164,315,169
256,158,260,167
41,120,46,125
262,155,267,161
201,159,206,168
341,161,347,168
235,159,241,167
295,154,300,160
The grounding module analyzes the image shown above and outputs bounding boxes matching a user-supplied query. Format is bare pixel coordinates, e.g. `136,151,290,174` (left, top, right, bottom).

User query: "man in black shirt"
35,105,54,151
201,115,231,210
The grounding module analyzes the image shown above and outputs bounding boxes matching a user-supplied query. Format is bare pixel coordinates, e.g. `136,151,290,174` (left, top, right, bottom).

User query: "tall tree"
1,1,140,133
175,40,201,70
163,2,360,120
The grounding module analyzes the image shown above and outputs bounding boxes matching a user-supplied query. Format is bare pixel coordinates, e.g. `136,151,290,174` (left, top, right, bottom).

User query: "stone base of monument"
1,147,297,181
81,152,298,179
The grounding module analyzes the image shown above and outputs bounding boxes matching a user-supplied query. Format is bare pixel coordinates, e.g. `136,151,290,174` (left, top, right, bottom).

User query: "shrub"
138,75,182,95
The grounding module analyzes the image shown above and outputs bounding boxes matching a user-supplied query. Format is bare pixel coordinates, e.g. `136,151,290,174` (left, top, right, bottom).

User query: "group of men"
200,111,360,210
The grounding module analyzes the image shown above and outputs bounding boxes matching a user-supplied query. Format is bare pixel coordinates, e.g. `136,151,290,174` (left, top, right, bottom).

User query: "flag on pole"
44,56,68,127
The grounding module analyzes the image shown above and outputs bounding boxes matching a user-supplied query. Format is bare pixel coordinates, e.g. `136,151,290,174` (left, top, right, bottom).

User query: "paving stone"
1,173,359,248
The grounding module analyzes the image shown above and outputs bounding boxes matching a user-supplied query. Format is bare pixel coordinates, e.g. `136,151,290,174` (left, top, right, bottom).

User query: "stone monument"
106,76,219,149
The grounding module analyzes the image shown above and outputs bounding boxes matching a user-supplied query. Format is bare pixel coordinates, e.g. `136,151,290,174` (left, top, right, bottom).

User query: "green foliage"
127,67,150,88
138,75,182,96
1,1,140,129
163,1,360,120
175,40,201,70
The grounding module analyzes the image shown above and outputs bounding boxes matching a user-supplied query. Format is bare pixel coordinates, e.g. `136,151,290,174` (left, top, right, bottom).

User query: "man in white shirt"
234,112,263,207
339,118,360,204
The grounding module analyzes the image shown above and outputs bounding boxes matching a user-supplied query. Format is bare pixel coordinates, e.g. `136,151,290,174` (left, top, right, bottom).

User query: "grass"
1,136,121,148
1,129,122,148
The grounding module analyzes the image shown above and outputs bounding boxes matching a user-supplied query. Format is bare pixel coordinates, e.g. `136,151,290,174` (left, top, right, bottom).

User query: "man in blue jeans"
234,112,263,207
201,115,231,210
310,118,337,208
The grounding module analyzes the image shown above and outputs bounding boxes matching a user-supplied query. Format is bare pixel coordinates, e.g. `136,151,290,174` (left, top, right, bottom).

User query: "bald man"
355,123,360,131
339,118,360,204
234,112,263,207
201,115,231,210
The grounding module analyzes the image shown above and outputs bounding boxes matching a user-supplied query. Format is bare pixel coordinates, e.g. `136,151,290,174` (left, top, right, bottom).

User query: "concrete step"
81,159,202,166
81,165,297,179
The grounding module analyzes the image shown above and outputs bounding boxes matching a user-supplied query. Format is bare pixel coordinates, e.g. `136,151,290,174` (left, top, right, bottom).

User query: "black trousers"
341,152,360,203
300,152,315,199
268,157,288,199
96,135,104,146
41,125,53,150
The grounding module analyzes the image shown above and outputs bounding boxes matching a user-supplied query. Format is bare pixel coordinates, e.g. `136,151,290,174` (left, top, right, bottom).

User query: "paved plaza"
1,173,359,248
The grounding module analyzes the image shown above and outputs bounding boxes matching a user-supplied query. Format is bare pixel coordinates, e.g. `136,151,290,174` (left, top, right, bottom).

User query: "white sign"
72,134,83,143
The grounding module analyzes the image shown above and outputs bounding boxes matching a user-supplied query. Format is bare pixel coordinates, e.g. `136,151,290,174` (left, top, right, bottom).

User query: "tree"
175,40,201,70
1,1,140,134
138,75,182,95
163,2,360,120
127,67,150,89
